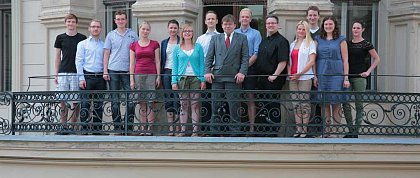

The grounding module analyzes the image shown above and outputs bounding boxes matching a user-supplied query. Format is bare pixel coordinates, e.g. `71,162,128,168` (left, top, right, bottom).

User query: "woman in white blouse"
287,20,316,138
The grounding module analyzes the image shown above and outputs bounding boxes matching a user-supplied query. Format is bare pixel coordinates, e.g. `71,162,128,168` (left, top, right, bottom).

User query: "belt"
84,70,103,77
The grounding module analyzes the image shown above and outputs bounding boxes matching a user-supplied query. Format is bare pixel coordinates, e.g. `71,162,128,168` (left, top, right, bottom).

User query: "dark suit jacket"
205,32,249,82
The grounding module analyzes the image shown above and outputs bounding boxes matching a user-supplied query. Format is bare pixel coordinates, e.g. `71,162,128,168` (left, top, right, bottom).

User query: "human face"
114,14,127,29
296,24,306,40
89,21,102,38
65,18,77,31
306,10,319,27
239,10,252,27
352,22,364,38
182,27,193,41
205,13,218,29
168,23,179,37
265,17,278,35
222,21,236,35
139,24,151,38
323,19,335,34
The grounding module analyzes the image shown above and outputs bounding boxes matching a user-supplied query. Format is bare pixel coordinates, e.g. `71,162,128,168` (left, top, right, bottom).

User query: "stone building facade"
2,0,420,92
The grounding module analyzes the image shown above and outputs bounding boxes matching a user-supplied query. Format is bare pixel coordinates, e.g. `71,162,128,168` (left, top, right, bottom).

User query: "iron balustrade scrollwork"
0,73,418,137
3,89,420,137
0,92,12,135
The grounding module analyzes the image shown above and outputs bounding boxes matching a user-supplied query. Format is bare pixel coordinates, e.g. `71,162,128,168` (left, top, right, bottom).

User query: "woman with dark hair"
343,20,380,138
161,19,180,136
314,16,350,137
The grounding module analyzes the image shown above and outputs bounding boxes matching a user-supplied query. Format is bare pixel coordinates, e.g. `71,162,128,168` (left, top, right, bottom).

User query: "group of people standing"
54,5,379,138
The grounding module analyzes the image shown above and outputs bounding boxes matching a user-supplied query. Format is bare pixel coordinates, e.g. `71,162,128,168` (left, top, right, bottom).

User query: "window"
103,0,137,34
202,0,267,37
332,0,380,90
0,0,11,91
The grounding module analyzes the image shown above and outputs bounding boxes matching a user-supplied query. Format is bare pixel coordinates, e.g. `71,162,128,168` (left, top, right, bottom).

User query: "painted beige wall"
1,137,420,178
10,0,420,92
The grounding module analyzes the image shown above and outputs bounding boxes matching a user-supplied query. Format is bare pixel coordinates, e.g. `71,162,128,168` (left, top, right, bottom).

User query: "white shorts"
56,73,80,103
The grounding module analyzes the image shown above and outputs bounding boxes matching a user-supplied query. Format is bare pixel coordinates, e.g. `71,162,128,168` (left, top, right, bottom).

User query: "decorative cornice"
388,0,420,20
132,0,199,20
39,0,95,28
268,0,333,16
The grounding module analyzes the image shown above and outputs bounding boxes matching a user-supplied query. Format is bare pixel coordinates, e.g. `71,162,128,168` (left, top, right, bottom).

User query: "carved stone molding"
132,0,199,22
39,0,96,28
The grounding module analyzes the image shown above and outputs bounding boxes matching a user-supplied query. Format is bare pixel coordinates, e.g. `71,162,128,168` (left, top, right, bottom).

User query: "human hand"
235,73,245,84
79,80,86,89
200,82,206,90
343,80,350,88
103,72,110,81
268,75,277,83
130,81,136,90
204,73,214,83
172,84,178,90
360,71,370,78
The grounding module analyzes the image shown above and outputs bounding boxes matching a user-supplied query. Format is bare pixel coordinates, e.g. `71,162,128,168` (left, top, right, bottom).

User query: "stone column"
132,0,200,42
267,0,333,42
377,0,420,92
39,0,104,90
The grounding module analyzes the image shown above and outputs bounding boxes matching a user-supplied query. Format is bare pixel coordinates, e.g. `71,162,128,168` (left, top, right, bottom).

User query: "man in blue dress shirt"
234,8,262,134
75,19,106,135
102,10,139,134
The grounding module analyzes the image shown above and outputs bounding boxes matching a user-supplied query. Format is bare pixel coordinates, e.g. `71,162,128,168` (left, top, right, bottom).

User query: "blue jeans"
108,70,134,132
162,69,179,113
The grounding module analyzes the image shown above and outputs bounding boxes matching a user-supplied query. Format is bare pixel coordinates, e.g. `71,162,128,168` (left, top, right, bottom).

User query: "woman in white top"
287,20,316,138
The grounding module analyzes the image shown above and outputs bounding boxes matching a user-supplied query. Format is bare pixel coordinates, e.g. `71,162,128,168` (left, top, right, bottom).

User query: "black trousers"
80,74,107,133
255,76,285,136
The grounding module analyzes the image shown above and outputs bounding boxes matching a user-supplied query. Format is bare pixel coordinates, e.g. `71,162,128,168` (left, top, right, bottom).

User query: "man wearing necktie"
204,14,249,136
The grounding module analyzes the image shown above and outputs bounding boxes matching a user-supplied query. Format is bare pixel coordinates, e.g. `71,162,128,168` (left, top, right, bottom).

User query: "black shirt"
254,31,289,76
348,39,374,78
54,33,87,73
310,28,320,39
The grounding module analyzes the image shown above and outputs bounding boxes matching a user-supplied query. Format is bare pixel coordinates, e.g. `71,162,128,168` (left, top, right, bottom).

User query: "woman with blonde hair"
129,21,161,135
288,20,316,138
172,24,205,136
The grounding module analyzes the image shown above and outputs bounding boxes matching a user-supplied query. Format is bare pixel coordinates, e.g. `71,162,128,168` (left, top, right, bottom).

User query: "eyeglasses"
266,22,278,25
183,30,193,33
115,18,126,21
90,26,101,28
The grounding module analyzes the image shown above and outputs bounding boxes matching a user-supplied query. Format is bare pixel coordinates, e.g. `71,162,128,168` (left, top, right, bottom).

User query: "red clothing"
291,49,299,74
130,40,160,74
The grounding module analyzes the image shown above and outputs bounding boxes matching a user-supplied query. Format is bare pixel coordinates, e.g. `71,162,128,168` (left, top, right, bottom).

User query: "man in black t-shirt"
54,13,87,135
253,15,289,136
306,6,321,39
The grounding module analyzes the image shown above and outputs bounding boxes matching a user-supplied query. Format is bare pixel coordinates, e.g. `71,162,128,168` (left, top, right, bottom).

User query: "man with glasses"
103,10,139,135
76,20,106,135
253,15,289,136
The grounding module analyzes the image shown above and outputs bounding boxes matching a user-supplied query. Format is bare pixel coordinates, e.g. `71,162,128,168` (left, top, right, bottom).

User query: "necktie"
225,34,230,48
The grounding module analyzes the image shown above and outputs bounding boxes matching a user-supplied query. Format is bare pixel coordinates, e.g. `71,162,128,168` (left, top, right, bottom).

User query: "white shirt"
164,43,176,69
196,30,220,57
288,39,317,80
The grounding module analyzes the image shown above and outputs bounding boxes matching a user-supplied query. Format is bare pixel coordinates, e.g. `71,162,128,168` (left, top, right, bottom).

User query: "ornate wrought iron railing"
1,89,419,137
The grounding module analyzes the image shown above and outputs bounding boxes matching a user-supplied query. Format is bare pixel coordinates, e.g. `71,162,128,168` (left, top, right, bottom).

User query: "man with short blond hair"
234,8,262,133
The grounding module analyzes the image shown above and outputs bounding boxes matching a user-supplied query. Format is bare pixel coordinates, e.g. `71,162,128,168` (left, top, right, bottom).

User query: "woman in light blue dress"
314,16,350,137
